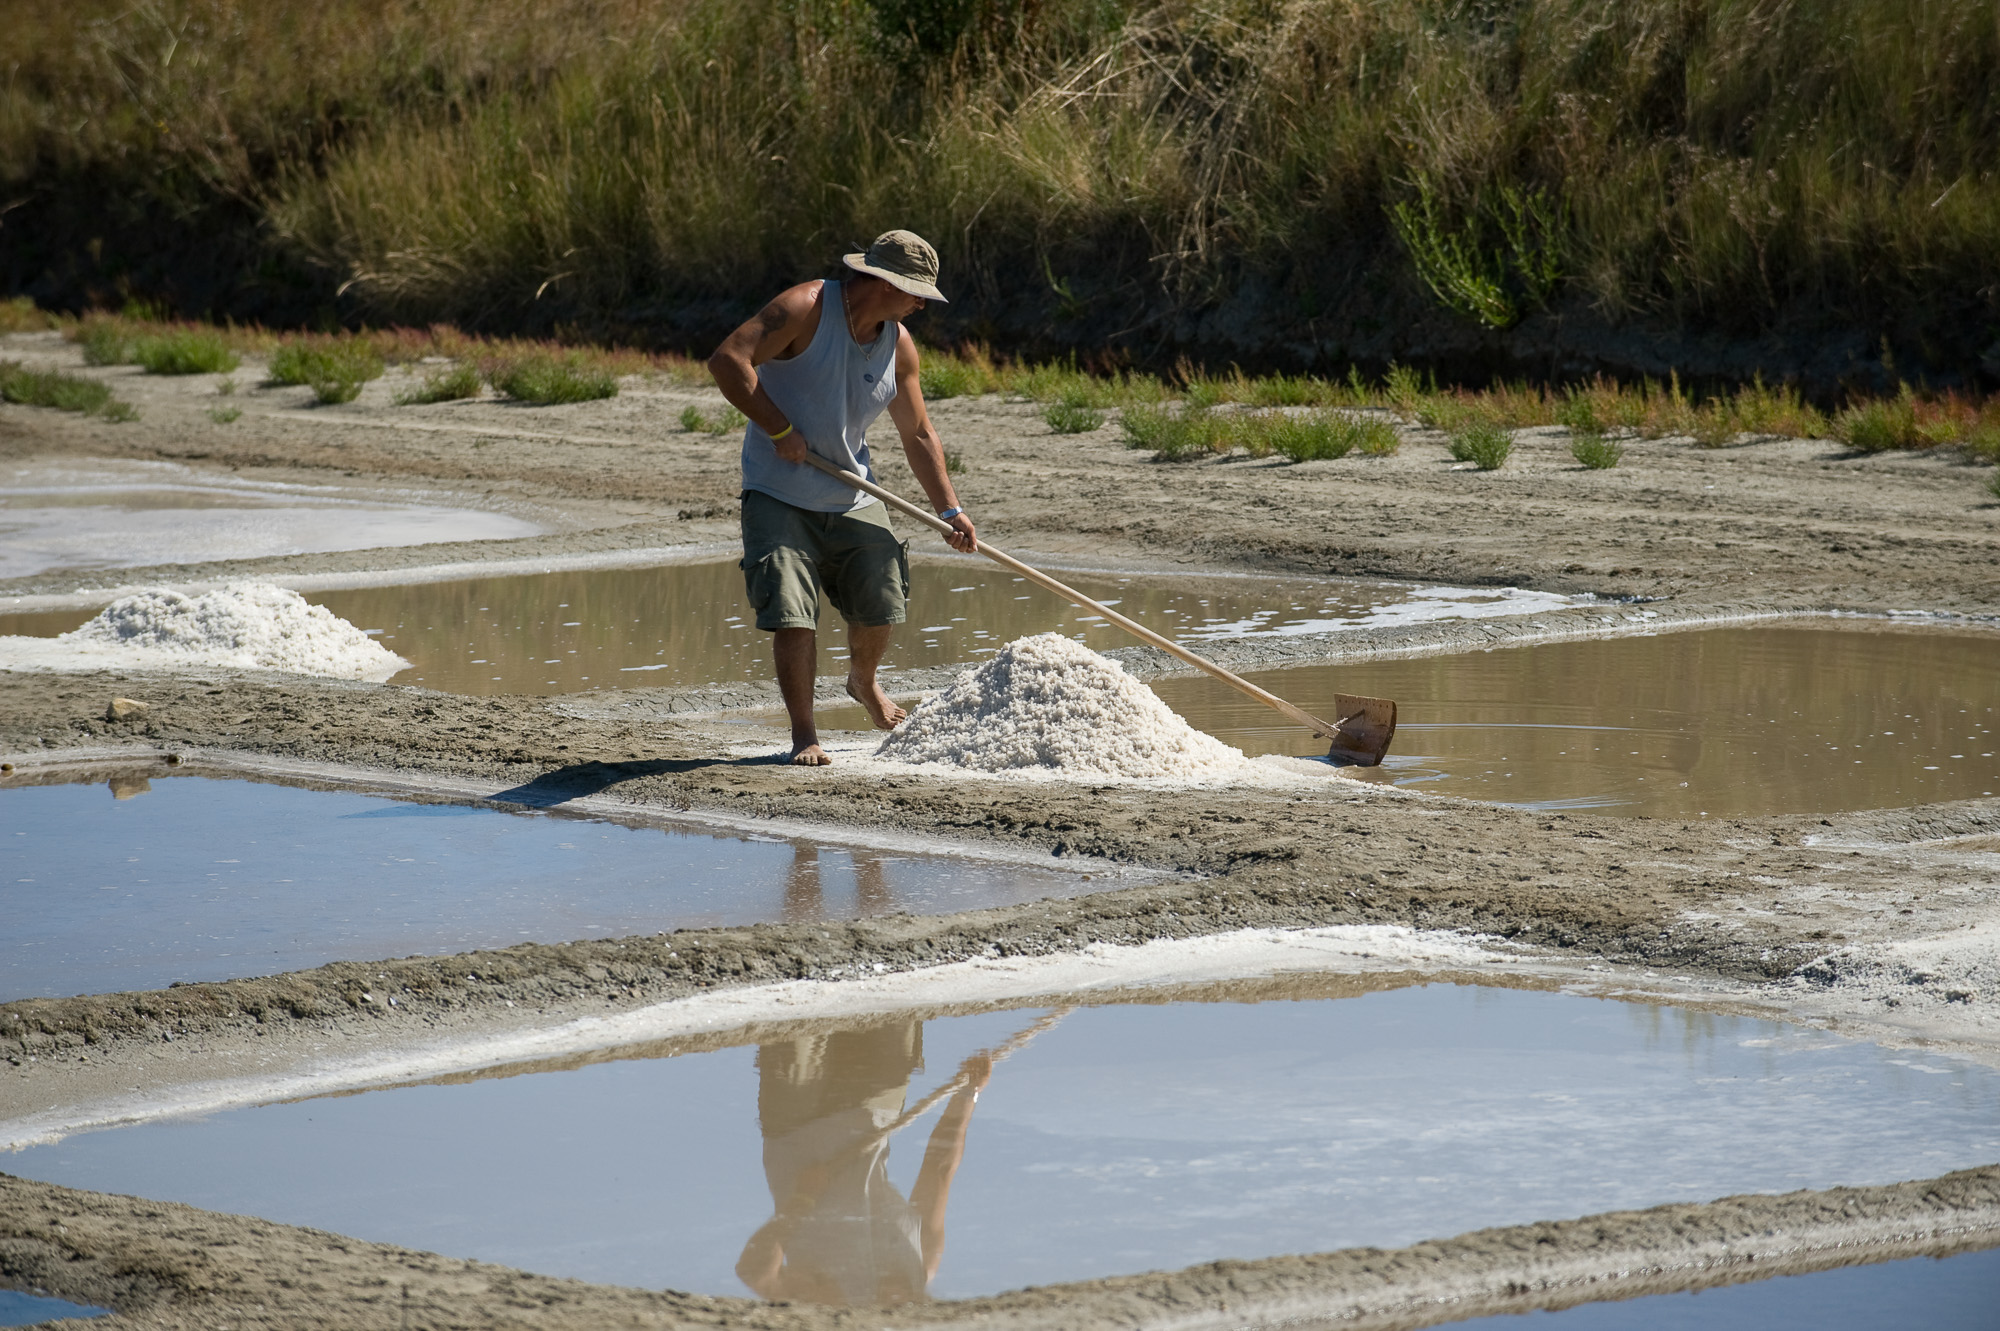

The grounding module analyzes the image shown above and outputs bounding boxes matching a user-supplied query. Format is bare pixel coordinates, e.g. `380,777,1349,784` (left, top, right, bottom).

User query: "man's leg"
773,626,831,765
842,622,907,731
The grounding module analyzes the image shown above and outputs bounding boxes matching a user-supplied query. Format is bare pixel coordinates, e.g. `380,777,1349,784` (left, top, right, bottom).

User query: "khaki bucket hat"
843,229,948,303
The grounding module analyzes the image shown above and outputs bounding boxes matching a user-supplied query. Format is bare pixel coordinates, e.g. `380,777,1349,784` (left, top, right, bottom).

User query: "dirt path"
3,333,1998,1327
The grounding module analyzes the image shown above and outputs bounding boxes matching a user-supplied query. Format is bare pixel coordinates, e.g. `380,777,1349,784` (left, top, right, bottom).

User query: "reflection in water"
9,989,1998,1302
739,1010,1059,1304
1149,622,2000,818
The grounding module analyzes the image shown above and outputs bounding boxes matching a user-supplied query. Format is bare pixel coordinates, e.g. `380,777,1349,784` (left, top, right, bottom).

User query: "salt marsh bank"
2,335,1998,1328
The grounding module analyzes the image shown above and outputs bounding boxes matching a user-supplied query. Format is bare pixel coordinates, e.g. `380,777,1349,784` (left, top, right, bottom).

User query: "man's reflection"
781,845,897,923
736,1022,990,1305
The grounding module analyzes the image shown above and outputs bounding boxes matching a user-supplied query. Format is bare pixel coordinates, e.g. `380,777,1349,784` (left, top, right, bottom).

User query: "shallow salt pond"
0,773,1113,1002
1447,1243,1999,1330
0,561,1570,694
0,459,540,579
10,982,1996,1305
1150,621,1998,818
0,1288,110,1326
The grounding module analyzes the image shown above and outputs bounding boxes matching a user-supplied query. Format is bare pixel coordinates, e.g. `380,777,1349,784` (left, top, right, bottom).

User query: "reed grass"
12,0,1994,381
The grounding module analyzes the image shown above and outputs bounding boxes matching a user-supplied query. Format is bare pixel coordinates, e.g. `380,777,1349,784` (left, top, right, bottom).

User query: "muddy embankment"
2,338,1998,1327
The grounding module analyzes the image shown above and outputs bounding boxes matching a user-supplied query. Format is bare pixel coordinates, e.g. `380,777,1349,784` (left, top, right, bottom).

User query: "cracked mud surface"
3,333,1998,1327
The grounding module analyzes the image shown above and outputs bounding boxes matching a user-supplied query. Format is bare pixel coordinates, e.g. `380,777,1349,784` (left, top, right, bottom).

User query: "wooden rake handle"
797,451,1397,765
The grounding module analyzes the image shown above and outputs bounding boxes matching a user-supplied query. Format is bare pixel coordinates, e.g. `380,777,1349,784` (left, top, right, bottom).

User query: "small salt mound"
14,583,409,680
876,633,1251,778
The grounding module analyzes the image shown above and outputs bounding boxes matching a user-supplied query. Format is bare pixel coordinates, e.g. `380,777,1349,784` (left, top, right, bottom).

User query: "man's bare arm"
706,282,820,464
887,330,976,552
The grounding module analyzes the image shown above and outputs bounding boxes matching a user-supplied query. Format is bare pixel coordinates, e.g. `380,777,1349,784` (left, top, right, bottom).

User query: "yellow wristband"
768,422,795,441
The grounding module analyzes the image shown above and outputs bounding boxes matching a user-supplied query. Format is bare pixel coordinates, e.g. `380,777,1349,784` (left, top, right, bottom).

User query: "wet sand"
2,334,1999,1327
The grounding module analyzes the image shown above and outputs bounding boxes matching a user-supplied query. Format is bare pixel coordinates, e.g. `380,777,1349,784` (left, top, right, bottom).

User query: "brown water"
0,562,1562,695
1149,621,1997,818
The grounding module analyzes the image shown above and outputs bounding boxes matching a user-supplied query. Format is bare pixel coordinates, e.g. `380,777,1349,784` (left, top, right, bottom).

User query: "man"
708,229,976,767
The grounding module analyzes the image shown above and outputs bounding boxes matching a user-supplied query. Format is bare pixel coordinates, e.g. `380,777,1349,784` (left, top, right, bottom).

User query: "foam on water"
0,583,407,680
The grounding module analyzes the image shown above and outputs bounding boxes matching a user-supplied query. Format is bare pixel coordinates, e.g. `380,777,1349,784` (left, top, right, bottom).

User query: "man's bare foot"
845,677,907,731
789,742,833,766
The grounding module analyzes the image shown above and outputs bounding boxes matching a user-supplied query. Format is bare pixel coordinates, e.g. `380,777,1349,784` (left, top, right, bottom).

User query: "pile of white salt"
875,633,1252,778
0,583,407,680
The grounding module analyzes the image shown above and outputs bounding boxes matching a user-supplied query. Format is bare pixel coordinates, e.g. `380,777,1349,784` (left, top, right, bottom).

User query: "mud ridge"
2,1167,1994,1331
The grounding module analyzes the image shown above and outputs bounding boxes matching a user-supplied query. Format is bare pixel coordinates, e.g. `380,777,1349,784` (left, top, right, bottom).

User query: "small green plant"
1557,393,1601,435
1986,469,2000,500
208,405,242,423
920,354,988,400
1044,399,1105,433
394,362,481,405
1355,418,1401,456
0,296,53,333
133,330,240,375
678,402,745,433
1450,420,1513,469
492,357,618,404
216,376,237,395
1570,430,1624,468
100,400,139,422
1246,373,1327,407
1262,410,1386,462
944,448,965,474
1964,423,2000,463
76,319,134,366
1834,395,1921,452
270,339,385,403
0,360,124,416
1122,404,1227,461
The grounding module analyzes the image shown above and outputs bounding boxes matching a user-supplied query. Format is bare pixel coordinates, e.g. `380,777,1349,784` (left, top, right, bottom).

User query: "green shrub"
492,357,618,404
1,361,113,414
678,402,744,433
0,297,54,333
394,362,481,405
76,320,134,366
1263,411,1369,462
270,339,386,403
1122,404,1226,461
944,448,965,474
1834,397,1922,452
1557,394,1601,435
1246,374,1328,407
1570,431,1624,469
1450,421,1513,470
1044,399,1105,434
133,330,240,375
209,406,242,423
1964,423,2000,463
1355,418,1402,456
920,354,989,400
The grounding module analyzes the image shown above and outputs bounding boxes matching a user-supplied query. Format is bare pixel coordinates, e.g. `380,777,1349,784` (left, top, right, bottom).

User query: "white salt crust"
0,583,407,680
874,633,1258,778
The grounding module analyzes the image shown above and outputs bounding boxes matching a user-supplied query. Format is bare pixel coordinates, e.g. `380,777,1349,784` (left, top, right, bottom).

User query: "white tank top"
740,280,898,513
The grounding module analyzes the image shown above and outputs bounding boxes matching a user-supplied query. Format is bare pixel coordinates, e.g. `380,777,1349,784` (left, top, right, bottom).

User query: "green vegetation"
1043,400,1105,434
269,338,384,403
133,330,239,375
394,363,482,405
0,360,136,419
209,406,242,424
678,403,746,434
492,357,619,405
1450,422,1513,471
11,0,1995,385
1570,432,1625,470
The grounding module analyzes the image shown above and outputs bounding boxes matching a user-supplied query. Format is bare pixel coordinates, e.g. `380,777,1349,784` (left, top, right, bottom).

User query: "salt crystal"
875,633,1252,777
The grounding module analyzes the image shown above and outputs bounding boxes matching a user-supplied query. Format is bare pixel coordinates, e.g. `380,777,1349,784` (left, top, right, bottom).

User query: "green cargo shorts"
739,489,910,631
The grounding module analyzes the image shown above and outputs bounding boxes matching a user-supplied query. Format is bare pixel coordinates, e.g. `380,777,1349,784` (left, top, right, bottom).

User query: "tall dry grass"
4,0,1997,377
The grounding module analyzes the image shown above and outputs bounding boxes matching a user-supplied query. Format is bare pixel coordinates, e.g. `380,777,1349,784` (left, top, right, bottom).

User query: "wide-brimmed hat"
843,229,948,303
